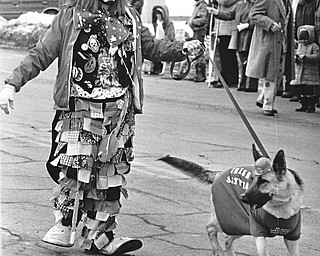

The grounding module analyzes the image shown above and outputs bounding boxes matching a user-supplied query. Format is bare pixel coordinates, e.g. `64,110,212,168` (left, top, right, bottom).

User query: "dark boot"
306,96,316,113
193,63,200,81
245,77,258,92
295,96,308,112
194,63,206,82
316,97,320,108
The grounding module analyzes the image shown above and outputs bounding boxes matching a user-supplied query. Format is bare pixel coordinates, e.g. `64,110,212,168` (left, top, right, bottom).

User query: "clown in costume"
0,0,205,254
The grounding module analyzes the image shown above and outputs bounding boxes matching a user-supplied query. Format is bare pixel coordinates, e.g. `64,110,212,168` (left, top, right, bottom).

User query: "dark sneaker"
256,102,263,108
263,110,275,116
99,237,143,255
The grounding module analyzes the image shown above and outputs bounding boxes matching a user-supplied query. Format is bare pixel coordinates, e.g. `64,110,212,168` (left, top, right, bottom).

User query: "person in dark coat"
151,5,175,74
316,0,320,43
213,0,240,88
207,0,258,92
290,25,320,113
0,0,204,254
246,0,295,116
314,0,320,107
188,0,209,82
295,0,317,38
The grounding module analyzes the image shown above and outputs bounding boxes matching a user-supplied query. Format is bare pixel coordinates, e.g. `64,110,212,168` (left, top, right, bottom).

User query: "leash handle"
207,55,270,159
170,43,205,81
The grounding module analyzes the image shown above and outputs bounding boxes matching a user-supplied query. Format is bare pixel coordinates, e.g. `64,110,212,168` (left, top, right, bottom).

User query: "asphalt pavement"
1,48,320,256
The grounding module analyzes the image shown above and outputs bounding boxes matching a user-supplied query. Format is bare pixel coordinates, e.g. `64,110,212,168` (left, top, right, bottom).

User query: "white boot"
42,222,73,247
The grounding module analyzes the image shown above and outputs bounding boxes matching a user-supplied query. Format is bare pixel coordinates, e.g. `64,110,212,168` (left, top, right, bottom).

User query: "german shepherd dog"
159,145,304,256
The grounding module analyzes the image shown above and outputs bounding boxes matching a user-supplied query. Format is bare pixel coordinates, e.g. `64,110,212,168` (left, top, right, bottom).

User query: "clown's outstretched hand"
0,84,15,114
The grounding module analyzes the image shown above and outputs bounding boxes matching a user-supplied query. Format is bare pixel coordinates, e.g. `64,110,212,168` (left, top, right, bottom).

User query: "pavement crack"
149,236,212,252
124,213,172,234
129,188,180,204
0,149,38,162
1,227,23,241
1,202,51,208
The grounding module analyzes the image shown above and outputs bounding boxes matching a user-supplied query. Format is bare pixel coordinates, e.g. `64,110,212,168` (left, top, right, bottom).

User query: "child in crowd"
151,5,175,75
290,25,320,113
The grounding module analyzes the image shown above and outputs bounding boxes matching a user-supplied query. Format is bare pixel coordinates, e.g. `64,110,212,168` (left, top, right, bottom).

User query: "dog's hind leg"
206,200,224,255
225,235,241,256
284,238,300,256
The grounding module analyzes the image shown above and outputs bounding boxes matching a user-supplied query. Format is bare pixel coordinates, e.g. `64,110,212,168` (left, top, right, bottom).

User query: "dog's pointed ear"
252,144,263,161
273,150,286,180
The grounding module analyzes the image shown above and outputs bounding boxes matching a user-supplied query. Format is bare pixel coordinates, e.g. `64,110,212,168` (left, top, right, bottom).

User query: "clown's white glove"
0,84,16,114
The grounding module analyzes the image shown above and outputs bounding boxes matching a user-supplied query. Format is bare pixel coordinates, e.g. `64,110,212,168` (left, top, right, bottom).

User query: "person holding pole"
0,0,204,254
213,0,240,88
207,0,258,92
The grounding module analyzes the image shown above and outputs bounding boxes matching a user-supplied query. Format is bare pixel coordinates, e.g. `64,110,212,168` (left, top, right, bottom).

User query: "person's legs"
193,29,206,83
256,78,264,107
306,85,317,113
296,85,309,112
237,51,246,91
152,62,163,74
194,57,206,82
43,96,142,254
246,77,259,92
262,79,277,116
218,36,238,87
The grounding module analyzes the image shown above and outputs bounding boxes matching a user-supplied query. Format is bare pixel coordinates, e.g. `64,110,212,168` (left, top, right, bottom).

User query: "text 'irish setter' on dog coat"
211,166,254,235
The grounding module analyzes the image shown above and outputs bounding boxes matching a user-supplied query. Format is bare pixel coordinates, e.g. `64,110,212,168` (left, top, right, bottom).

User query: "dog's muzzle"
240,192,273,209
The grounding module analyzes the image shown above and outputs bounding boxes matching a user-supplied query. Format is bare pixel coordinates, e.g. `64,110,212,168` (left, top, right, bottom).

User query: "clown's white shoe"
42,222,73,247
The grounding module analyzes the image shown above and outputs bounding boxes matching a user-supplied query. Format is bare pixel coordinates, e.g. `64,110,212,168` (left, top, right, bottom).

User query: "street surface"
0,48,320,256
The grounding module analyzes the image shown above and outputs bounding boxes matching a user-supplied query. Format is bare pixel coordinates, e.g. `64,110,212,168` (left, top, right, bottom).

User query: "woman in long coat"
246,0,294,116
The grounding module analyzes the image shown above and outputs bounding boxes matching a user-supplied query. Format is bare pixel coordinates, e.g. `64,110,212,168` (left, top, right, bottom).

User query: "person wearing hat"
0,0,204,254
290,25,320,113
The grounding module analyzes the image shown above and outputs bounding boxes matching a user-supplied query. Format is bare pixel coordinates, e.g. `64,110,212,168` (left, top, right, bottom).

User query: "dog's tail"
158,155,219,184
